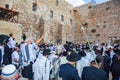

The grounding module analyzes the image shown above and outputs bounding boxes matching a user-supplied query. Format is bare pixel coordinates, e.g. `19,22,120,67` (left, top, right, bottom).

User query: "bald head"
25,39,32,44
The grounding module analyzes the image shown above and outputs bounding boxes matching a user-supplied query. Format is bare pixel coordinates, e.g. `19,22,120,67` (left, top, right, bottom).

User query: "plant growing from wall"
103,25,106,28
96,34,100,37
88,6,92,9
114,39,120,44
105,7,110,10
96,25,99,28
82,22,88,26
91,29,96,33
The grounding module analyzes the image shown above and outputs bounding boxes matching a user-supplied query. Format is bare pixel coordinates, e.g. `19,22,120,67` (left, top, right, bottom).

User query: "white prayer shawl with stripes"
33,56,51,80
76,57,90,77
0,46,4,64
21,43,38,67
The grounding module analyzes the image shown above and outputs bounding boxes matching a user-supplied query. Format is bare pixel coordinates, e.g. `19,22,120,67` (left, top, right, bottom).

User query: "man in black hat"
33,49,52,80
59,51,81,80
3,39,12,65
82,58,108,80
111,49,120,80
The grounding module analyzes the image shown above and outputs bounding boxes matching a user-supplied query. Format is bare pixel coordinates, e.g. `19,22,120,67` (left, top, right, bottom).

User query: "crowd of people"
0,33,120,80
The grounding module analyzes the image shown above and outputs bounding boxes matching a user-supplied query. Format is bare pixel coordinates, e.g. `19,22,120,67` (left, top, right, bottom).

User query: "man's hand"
41,35,44,39
35,35,44,45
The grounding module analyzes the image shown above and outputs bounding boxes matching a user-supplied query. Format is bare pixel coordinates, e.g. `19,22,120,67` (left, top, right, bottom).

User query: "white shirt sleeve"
12,51,19,65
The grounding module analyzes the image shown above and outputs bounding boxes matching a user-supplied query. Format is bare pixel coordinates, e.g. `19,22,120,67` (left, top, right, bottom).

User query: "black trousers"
0,70,1,75
22,63,33,80
104,69,109,80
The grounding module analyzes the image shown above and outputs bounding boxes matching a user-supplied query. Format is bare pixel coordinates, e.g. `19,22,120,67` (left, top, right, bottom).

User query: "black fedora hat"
67,52,81,62
43,49,51,55
78,50,86,57
116,49,120,55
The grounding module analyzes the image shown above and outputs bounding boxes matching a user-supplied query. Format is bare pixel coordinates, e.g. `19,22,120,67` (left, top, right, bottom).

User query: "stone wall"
1,0,120,44
74,3,92,43
0,0,74,44
74,0,120,44
0,20,23,43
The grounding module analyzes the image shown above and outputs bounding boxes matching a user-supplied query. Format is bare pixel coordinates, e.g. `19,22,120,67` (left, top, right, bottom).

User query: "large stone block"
0,20,22,43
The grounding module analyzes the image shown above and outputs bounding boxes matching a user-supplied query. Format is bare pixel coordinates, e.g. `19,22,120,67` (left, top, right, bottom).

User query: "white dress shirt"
12,51,19,66
9,37,15,48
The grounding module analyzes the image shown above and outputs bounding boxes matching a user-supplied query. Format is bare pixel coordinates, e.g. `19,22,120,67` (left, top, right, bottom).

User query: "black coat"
0,49,1,75
59,63,81,80
3,44,12,65
82,66,108,80
103,55,111,71
112,63,120,80
111,54,119,72
0,49,2,65
112,55,119,64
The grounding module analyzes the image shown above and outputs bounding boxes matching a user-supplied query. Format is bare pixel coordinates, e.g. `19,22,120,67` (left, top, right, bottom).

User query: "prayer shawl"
85,51,96,63
76,50,96,77
76,57,90,77
48,54,58,65
21,43,37,67
54,56,68,80
48,54,58,78
33,56,51,80
0,46,4,64
101,46,106,56
110,51,115,60
56,45,64,54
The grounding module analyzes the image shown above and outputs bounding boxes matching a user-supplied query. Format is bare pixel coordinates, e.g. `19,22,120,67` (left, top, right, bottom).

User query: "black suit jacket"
0,49,2,65
0,49,1,75
82,66,108,80
112,63,120,80
59,63,81,80
103,55,111,71
3,44,12,64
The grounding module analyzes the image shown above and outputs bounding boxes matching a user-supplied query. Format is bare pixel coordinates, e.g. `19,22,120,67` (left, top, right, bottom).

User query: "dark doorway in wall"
0,35,9,43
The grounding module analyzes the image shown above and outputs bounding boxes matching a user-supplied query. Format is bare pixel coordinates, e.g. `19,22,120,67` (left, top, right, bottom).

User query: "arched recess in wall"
39,17,45,37
57,22,63,42
50,22,63,43
0,35,9,43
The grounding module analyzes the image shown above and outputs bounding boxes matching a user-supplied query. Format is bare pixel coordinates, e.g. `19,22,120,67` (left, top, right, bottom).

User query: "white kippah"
50,51,56,54
95,43,99,46
107,46,113,49
2,64,16,79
